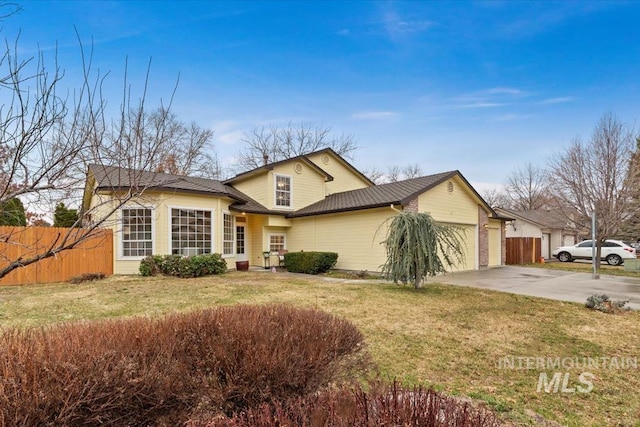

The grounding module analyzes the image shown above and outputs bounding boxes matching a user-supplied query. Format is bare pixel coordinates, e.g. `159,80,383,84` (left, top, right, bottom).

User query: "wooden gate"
506,237,542,265
0,227,113,285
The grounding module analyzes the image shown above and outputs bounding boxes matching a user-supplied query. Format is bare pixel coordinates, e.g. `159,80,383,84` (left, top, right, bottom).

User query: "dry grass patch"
0,271,639,426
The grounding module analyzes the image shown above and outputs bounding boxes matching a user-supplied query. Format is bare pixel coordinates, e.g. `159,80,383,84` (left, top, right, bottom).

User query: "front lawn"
0,271,638,426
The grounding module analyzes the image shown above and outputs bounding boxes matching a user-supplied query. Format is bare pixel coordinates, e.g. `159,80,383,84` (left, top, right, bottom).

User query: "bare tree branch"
504,162,551,210
548,112,639,268
0,29,218,279
235,121,358,171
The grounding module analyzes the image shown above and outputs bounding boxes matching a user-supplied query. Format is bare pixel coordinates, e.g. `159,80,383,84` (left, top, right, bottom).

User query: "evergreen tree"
53,203,78,228
0,198,26,226
381,212,466,289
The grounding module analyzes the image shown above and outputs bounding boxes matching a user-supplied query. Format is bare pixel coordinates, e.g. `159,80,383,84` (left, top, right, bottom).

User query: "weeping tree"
380,212,466,289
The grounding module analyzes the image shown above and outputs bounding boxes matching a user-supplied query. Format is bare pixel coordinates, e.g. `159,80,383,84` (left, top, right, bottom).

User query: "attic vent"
294,163,303,174
447,181,454,194
322,154,330,165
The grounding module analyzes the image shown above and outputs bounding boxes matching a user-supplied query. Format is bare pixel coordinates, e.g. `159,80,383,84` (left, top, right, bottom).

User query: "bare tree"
618,136,640,241
504,162,551,210
0,29,212,279
235,121,358,170
548,112,640,268
386,165,402,183
402,163,422,180
482,188,511,209
89,106,219,179
362,166,385,184
367,163,424,184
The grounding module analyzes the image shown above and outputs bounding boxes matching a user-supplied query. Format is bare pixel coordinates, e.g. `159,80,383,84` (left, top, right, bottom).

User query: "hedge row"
189,381,501,426
139,253,227,277
284,251,338,274
0,305,367,426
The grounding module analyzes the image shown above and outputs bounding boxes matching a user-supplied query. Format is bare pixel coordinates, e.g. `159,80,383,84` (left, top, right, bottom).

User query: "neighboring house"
494,207,578,259
83,148,510,274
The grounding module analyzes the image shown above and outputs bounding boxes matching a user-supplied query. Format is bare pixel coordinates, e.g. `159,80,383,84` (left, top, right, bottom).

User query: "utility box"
624,259,640,272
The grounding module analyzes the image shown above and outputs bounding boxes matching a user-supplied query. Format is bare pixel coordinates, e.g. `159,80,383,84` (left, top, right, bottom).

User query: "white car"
552,240,636,266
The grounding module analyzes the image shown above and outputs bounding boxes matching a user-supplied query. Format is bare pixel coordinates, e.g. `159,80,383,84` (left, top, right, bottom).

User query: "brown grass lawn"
0,270,639,426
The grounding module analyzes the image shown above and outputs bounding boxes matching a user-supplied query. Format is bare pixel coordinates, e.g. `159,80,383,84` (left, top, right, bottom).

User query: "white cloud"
215,129,245,145
536,96,574,105
482,87,527,96
350,111,398,120
471,181,506,194
496,113,533,121
451,102,507,110
380,6,434,40
211,119,241,132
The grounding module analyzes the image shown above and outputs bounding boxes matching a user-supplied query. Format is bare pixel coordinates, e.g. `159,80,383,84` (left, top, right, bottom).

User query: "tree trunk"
414,273,423,289
595,242,602,270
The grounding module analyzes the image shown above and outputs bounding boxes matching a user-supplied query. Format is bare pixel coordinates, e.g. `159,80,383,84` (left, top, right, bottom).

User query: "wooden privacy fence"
506,237,542,265
0,227,113,286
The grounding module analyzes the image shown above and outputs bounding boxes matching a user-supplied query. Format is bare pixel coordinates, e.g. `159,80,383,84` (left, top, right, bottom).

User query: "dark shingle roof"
290,171,458,217
499,208,571,229
89,164,239,197
89,164,287,214
88,163,497,220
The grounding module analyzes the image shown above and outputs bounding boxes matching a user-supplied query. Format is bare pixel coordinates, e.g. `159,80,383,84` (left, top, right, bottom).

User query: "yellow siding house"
83,148,508,274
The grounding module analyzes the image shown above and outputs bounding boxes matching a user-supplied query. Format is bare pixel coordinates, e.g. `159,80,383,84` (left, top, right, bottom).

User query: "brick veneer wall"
405,198,419,212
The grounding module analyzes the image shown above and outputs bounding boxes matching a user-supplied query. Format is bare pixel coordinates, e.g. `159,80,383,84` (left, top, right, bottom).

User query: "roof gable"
223,148,374,186
291,171,458,217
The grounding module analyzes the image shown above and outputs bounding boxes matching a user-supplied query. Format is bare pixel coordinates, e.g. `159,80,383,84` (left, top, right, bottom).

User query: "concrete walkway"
436,266,640,310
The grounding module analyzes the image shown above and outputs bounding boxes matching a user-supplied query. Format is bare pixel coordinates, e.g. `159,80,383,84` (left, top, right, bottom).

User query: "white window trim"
118,205,155,260
274,173,293,209
222,211,235,258
268,233,287,254
167,205,215,256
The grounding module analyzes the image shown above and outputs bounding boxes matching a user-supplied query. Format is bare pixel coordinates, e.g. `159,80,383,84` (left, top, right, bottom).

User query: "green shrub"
0,305,367,425
284,251,338,274
139,254,227,277
139,255,164,276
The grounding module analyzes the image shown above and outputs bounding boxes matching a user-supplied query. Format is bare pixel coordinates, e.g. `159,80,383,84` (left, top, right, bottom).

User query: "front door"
236,225,247,262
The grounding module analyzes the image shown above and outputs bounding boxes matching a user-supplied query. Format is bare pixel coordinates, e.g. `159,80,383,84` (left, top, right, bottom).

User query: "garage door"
444,223,476,271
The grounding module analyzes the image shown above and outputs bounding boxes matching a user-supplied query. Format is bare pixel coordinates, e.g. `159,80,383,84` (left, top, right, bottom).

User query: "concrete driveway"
437,266,640,310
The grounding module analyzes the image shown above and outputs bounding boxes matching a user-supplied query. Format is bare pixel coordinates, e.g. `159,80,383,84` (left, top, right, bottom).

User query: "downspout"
389,204,402,213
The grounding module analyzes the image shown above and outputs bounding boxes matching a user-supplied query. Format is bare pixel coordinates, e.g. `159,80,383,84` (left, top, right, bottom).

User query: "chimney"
262,153,269,166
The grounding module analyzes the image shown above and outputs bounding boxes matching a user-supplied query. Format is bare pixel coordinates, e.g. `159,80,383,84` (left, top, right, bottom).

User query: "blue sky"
3,1,640,191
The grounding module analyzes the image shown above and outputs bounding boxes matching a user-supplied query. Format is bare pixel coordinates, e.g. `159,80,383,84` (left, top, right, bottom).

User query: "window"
122,208,153,257
236,226,245,255
171,208,212,255
223,213,234,256
275,174,291,207
269,234,286,253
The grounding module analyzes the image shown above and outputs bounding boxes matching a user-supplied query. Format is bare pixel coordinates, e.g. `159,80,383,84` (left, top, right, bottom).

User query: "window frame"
119,206,154,260
167,206,214,256
268,233,286,254
222,212,235,257
274,174,293,208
